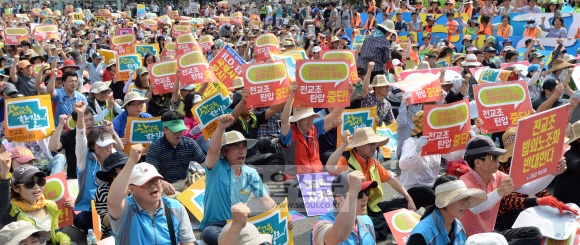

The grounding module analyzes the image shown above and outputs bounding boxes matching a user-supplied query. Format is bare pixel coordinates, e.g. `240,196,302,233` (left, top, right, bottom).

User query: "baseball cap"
465,135,508,156
466,46,478,52
484,46,496,53
95,133,117,147
528,52,545,61
0,220,43,245
11,165,46,186
135,66,148,76
2,83,19,97
312,46,322,53
17,60,31,69
180,84,195,91
130,162,163,186
10,146,39,163
218,222,272,245
392,59,402,66
528,64,540,73
92,52,103,59
162,119,188,133
466,233,508,245
332,170,378,196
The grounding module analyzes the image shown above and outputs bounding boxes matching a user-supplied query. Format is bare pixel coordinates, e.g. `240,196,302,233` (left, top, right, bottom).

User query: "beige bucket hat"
221,130,258,149
346,127,390,149
289,108,321,123
370,74,396,88
498,127,516,163
435,180,487,208
565,120,580,145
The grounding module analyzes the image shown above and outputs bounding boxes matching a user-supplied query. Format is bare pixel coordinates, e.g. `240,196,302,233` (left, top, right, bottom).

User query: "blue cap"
528,64,540,73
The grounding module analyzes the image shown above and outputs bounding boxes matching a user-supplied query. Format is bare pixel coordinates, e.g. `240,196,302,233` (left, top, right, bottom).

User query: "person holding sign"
107,144,197,245
200,114,280,245
112,92,153,137
311,170,377,245
554,121,580,207
459,135,567,241
0,160,72,245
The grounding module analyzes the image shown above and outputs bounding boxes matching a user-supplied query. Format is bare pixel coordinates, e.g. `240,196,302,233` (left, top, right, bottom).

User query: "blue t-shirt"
280,118,325,146
52,89,88,126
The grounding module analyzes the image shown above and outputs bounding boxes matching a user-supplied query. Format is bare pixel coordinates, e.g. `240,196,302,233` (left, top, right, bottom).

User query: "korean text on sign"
242,60,291,109
422,99,470,156
297,172,334,216
5,95,55,142
396,73,443,105
295,60,350,108
209,45,246,88
336,107,377,148
193,88,233,139
148,60,177,95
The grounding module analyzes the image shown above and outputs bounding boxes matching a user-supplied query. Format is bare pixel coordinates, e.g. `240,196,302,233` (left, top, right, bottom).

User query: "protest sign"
177,50,217,85
70,13,83,21
66,179,79,199
176,176,206,222
4,27,29,45
172,25,191,38
116,53,142,81
270,52,296,81
297,172,334,216
208,45,246,88
110,34,136,54
320,50,358,83
136,4,145,18
116,28,133,35
240,198,294,245
542,223,580,245
474,68,515,84
32,64,43,77
284,48,308,61
142,19,157,31
242,60,291,109
473,81,533,134
168,10,180,19
510,105,569,188
135,43,160,57
376,122,398,158
149,60,177,95
336,107,377,148
5,95,54,142
164,42,176,58
124,117,164,153
33,25,59,41
176,34,201,56
422,98,470,156
501,61,530,76
295,60,350,108
193,88,232,139
65,5,74,12
219,16,231,25
572,64,580,90
44,172,74,228
16,14,29,22
396,73,443,104
91,200,103,241
434,56,451,68
254,33,281,61
399,67,461,82
97,49,117,69
384,209,422,245
199,35,214,53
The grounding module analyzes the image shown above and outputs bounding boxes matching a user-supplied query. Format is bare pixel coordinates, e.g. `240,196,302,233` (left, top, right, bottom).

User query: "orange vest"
365,16,376,29
447,20,460,39
577,28,580,38
425,24,433,32
496,24,511,38
352,14,362,28
524,27,538,37
463,5,473,18
368,5,378,14
282,123,324,180
478,24,492,35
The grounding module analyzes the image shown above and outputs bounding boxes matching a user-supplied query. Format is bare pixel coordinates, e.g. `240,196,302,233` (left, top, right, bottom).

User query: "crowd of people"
0,0,580,245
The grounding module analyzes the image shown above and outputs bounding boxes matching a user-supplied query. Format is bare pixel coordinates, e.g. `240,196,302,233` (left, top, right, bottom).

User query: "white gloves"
469,131,477,138
415,136,429,153
191,125,203,135
442,90,448,97
403,91,412,101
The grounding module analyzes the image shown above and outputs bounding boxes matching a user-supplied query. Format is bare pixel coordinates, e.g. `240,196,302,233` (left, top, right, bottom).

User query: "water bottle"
375,149,384,163
390,151,398,170
495,137,501,148
87,229,96,245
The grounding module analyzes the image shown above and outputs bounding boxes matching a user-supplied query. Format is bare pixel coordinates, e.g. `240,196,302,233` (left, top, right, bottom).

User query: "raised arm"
281,82,298,137
108,144,142,220
46,68,58,99
205,114,236,170
323,106,345,133
74,101,89,171
326,130,350,173
230,88,248,126
102,120,124,152
361,61,374,98
48,115,67,152
9,51,21,83
171,70,181,105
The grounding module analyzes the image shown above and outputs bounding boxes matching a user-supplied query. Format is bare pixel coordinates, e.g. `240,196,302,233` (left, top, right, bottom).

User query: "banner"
384,209,422,245
176,34,201,56
399,67,461,82
209,45,246,88
270,52,296,81
320,50,358,83
116,28,133,36
135,43,160,57
296,172,334,216
396,73,443,104
5,95,54,142
193,88,232,139
146,60,177,95
199,35,214,53
473,81,533,134
124,117,164,153
284,48,308,61
177,50,217,86
110,34,136,55
242,60,291,109
164,42,176,58
474,68,515,84
176,176,206,222
376,122,398,158
44,172,74,228
4,27,29,45
136,4,145,18
254,33,281,61
172,25,191,39
295,60,350,108
422,99,470,156
116,53,142,81
33,24,58,41
510,105,569,189
234,198,294,245
336,107,377,148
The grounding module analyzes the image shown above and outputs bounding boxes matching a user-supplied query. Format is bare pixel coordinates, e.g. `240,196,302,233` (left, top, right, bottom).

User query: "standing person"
107,144,197,245
359,21,396,82
339,3,351,28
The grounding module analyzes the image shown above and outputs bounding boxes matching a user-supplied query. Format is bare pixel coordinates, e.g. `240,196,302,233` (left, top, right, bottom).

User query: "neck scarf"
11,196,47,212
373,28,385,38
497,24,510,38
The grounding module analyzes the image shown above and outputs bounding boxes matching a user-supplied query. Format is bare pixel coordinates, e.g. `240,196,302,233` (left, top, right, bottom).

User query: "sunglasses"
480,155,499,162
20,178,46,189
358,188,371,199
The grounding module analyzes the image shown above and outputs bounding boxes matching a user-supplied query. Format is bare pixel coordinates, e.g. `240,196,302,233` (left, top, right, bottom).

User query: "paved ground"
64,160,404,245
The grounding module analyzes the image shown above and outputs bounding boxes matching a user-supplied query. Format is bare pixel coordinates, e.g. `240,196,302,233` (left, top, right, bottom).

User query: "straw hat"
415,61,431,70
411,111,424,136
370,74,395,88
435,180,487,208
549,58,574,73
451,53,465,64
378,20,397,35
0,220,43,245
229,77,244,90
289,108,321,123
221,130,258,149
565,120,580,145
122,92,148,107
498,127,516,163
346,127,389,149
107,59,116,67
330,36,340,43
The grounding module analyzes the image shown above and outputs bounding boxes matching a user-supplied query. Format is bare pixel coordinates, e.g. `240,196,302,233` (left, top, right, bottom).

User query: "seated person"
217,203,273,245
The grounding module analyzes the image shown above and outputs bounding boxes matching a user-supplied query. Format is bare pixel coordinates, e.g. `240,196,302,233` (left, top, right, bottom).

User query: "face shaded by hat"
466,135,508,156
0,220,44,245
96,152,129,182
435,180,487,208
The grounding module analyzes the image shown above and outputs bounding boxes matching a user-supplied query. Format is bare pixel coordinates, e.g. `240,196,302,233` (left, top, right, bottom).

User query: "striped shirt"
95,182,112,239
146,136,206,183
359,36,392,72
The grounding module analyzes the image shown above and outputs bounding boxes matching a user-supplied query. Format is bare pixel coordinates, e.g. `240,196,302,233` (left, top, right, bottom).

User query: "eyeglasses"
357,188,371,199
141,178,162,189
127,102,144,107
20,178,46,189
480,155,499,162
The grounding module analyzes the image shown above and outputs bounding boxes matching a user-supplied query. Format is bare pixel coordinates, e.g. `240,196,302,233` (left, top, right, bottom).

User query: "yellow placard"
337,106,377,148
176,176,206,222
4,95,55,142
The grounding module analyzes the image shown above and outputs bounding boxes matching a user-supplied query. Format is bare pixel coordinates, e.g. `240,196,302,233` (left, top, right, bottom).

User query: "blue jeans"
195,137,211,154
202,223,226,245
45,154,66,175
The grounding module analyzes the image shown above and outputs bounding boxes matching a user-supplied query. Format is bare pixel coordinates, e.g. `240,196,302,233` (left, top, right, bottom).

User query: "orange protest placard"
91,200,102,241
149,60,177,95
384,209,422,245
294,60,350,108
116,53,142,82
242,60,291,109
172,25,190,39
4,27,29,45
177,50,218,86
422,98,470,156
253,33,281,61
164,42,176,58
510,105,569,189
43,172,74,228
110,34,136,55
320,50,357,83
209,45,246,88
396,73,443,104
473,81,533,134
175,34,202,57
199,35,214,53
33,24,59,41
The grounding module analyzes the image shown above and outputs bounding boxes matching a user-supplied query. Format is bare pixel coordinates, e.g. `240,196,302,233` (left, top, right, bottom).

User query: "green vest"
346,150,384,213
260,6,267,14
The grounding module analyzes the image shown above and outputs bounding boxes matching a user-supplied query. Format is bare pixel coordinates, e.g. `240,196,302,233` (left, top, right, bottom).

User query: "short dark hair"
161,110,184,122
62,71,77,82
473,50,483,56
330,2,336,7
71,108,93,122
505,50,519,61
466,152,487,169
446,12,454,17
411,12,418,16
396,12,402,16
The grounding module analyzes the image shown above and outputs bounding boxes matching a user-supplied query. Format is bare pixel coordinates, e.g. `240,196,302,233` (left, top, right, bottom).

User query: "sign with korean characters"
65,5,74,12
178,50,218,85
320,50,358,83
399,67,462,82
176,34,201,56
176,176,206,222
297,172,334,216
219,16,231,25
384,209,422,245
70,13,84,21
284,48,308,61
4,28,29,45
209,45,246,88
33,25,59,41
376,122,398,158
43,172,74,228
501,61,530,76
124,117,164,153
149,60,177,95
396,73,443,105
231,198,294,245
5,95,54,142
145,13,157,19
116,53,142,81
142,19,157,31
473,68,515,84
336,107,377,148
136,4,145,18
510,105,569,189
242,60,291,109
270,52,296,81
164,42,176,58
173,25,191,39
135,43,160,57
254,33,281,61
473,81,533,134
168,10,180,19
422,99,471,156
116,28,133,36
199,35,214,53
193,88,233,139
434,56,451,68
295,60,350,108
97,9,111,16
110,34,136,54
